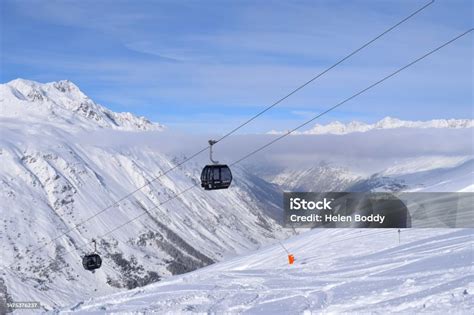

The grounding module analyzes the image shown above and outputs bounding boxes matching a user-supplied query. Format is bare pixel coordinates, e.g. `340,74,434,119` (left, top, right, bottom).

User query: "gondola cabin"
82,253,102,271
201,164,232,190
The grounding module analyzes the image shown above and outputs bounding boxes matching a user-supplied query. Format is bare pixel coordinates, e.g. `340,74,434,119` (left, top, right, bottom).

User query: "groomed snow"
65,228,473,313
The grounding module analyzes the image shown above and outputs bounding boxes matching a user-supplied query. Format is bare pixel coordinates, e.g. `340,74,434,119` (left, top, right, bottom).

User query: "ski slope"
67,228,473,313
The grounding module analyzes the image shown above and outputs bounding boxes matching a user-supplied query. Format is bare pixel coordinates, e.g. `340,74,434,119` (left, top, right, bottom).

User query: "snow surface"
65,228,474,314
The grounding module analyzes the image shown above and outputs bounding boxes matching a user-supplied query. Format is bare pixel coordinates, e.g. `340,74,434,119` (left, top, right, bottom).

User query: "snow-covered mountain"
265,157,473,193
0,79,288,310
336,157,473,193
271,162,362,192
64,228,474,313
268,116,474,135
0,79,163,131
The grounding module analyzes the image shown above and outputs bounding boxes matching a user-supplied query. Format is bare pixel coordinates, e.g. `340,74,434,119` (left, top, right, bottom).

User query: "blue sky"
1,0,472,133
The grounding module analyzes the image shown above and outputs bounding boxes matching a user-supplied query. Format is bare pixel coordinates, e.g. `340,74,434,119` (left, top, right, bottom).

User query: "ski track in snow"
65,228,474,314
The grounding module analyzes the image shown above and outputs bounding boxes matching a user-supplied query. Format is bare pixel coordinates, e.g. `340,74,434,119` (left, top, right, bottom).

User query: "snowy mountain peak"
0,79,164,131
268,116,474,135
378,116,401,123
51,80,85,97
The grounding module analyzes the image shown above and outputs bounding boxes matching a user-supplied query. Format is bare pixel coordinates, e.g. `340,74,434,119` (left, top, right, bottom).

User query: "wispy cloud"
2,0,472,133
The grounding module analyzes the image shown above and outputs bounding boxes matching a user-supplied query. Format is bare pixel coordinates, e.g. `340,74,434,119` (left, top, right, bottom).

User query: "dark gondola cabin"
201,140,233,190
201,164,232,190
82,253,102,271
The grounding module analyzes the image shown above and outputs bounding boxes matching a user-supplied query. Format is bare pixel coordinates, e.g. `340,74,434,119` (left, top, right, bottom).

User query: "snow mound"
0,79,164,131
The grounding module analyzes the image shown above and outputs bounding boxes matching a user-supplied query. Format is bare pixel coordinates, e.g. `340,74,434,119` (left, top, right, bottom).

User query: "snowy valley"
0,79,287,310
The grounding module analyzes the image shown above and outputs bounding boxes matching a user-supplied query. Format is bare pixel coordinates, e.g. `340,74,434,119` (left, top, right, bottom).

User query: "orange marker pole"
288,254,295,265
278,240,295,265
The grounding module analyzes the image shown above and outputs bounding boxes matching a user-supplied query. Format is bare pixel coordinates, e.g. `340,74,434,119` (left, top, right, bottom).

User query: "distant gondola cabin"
82,253,102,271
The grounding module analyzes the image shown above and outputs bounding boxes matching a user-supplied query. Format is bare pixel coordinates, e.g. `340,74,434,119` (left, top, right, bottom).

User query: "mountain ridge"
0,79,164,131
3,79,472,135
268,116,474,135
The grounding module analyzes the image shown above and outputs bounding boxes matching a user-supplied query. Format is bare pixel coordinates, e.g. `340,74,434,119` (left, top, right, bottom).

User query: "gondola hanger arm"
208,140,219,164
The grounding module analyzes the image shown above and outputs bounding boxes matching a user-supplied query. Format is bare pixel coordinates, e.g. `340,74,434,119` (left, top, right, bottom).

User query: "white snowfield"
66,228,473,314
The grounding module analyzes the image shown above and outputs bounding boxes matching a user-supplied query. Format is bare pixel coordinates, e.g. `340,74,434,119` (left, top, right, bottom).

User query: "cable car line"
11,28,471,273
228,30,474,167
210,0,435,145
20,0,434,260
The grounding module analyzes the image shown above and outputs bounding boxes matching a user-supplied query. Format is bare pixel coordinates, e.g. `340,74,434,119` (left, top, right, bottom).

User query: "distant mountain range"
268,116,473,135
